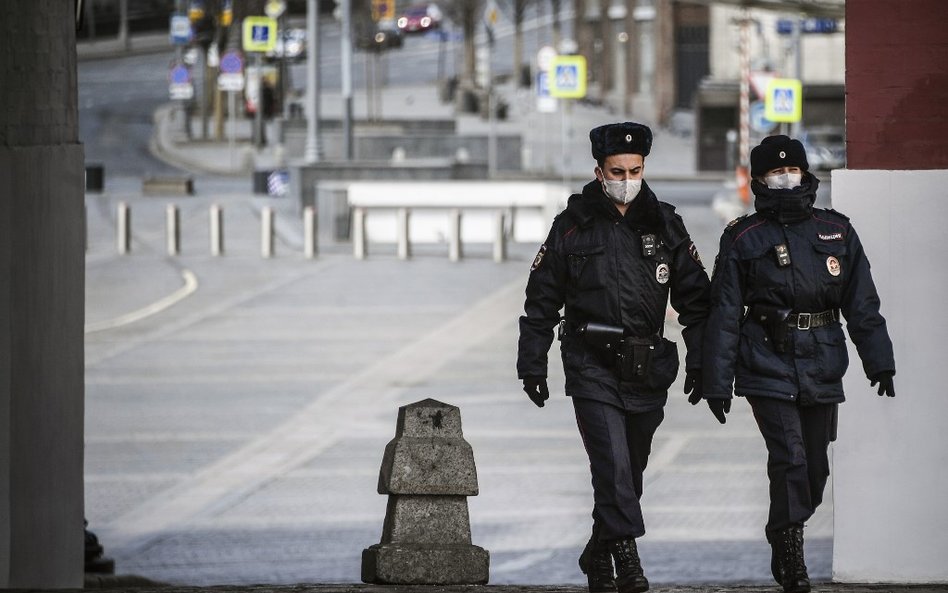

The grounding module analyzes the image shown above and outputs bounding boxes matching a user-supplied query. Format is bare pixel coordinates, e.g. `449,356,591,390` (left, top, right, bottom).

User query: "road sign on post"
549,55,587,99
372,0,394,21
170,14,192,45
242,16,278,53
764,78,803,123
169,63,194,100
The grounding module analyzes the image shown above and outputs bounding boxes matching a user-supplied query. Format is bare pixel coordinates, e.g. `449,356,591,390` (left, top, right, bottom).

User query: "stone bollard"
362,398,489,585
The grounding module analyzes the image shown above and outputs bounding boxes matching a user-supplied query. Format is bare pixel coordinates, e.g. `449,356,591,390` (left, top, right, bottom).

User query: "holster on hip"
748,305,792,353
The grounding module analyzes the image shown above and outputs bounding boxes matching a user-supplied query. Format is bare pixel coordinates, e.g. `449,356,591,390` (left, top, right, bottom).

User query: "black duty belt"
786,310,838,330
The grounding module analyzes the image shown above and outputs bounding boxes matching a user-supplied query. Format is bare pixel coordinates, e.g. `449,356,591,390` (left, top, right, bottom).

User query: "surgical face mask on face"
764,172,803,190
600,177,643,205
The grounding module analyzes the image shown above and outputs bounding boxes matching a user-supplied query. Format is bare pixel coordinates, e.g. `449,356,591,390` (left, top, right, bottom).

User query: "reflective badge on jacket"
656,263,670,284
531,245,547,271
826,256,841,276
819,232,843,241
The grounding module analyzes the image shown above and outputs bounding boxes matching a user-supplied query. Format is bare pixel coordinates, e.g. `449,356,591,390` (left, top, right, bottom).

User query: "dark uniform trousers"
747,397,837,536
573,397,665,541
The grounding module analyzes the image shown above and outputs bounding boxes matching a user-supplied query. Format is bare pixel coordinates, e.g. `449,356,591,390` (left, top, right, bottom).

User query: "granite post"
362,399,489,585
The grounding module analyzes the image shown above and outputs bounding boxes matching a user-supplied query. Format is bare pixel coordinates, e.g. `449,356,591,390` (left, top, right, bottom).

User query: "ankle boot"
578,533,616,593
774,526,810,593
609,539,649,593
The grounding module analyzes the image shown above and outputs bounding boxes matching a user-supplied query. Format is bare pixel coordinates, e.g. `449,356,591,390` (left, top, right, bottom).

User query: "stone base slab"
361,543,489,585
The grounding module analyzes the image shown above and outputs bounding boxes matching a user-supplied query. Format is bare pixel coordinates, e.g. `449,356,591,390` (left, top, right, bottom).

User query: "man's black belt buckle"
787,309,838,330
796,312,812,330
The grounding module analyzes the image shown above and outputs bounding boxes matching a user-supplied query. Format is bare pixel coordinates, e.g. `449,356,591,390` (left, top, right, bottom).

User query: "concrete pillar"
396,208,411,260
353,207,367,260
210,204,224,256
261,206,274,258
362,399,489,585
832,0,948,582
492,211,507,263
0,1,85,587
166,204,180,256
448,209,462,262
303,206,317,259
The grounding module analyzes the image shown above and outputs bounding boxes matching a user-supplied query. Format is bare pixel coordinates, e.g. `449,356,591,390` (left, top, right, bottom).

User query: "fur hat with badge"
750,134,808,178
590,122,652,162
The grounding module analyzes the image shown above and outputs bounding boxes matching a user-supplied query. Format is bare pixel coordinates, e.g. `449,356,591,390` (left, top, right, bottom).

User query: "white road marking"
85,269,198,334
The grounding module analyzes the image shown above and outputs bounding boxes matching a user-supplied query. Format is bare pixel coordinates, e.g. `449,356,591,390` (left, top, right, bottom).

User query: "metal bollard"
397,208,411,260
166,204,180,256
116,201,130,254
353,207,367,260
448,208,462,262
493,211,507,263
304,206,317,259
261,206,274,258
210,203,224,256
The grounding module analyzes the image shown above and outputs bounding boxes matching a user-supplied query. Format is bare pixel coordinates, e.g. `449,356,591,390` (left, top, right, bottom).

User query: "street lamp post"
304,0,322,163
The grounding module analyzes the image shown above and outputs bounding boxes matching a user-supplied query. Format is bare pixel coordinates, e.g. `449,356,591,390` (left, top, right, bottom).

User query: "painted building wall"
709,6,844,84
832,0,948,582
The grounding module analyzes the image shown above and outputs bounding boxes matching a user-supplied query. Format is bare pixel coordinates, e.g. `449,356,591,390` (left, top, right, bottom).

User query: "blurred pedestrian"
517,122,711,593
700,135,896,593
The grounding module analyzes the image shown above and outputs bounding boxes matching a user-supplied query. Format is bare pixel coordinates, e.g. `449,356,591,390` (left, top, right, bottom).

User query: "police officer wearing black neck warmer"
700,135,896,593
518,122,711,593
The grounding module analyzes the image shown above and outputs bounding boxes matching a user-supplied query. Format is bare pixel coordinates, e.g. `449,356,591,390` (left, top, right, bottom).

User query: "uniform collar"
574,179,664,232
752,172,821,224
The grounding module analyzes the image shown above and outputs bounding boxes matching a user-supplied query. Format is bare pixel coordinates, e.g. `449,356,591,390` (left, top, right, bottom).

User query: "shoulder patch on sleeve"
531,245,547,271
688,241,704,268
826,208,851,221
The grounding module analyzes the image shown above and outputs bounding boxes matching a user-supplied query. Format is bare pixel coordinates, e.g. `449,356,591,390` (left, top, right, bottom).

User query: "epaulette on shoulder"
658,202,688,247
823,208,851,222
723,213,751,233
561,194,595,228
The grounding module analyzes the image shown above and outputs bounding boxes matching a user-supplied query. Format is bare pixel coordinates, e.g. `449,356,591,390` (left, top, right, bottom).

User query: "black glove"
522,376,549,407
707,398,731,424
685,370,703,405
870,371,895,397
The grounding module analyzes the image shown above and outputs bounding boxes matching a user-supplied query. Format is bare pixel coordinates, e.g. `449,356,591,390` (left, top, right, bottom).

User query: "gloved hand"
522,376,549,407
870,371,895,397
684,370,703,405
707,398,731,424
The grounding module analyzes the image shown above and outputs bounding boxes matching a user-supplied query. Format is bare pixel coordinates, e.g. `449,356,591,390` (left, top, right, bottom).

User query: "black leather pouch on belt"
577,322,625,362
749,305,792,353
620,337,680,390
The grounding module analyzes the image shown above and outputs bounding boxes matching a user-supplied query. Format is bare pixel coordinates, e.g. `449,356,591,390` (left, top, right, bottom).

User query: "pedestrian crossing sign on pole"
549,55,587,99
764,78,803,123
242,16,277,53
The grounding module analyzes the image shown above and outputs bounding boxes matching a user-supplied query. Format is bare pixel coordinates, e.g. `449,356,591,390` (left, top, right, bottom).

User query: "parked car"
800,127,846,171
355,21,404,52
396,3,443,34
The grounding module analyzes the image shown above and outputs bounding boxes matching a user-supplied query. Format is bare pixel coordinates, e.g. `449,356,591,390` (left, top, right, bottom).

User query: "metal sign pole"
229,90,236,168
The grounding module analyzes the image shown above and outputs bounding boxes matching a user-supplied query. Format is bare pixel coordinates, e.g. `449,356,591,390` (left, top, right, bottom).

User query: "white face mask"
601,178,642,205
764,172,803,190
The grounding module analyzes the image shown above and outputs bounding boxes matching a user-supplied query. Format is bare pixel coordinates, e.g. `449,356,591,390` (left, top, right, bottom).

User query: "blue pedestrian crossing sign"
764,78,803,123
549,55,587,99
242,16,278,53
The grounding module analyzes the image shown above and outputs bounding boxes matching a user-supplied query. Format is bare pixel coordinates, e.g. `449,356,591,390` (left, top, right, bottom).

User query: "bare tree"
443,0,484,88
512,0,531,84
549,0,561,46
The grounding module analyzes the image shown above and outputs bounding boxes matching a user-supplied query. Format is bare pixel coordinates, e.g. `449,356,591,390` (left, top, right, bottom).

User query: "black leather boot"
609,539,649,593
578,532,616,593
774,526,811,593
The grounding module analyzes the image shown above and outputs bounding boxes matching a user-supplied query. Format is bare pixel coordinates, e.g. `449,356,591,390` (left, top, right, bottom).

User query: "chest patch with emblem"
531,245,547,271
826,256,841,277
656,263,670,284
819,232,843,241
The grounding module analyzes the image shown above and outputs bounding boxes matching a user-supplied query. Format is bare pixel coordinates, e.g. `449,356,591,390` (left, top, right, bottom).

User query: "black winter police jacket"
702,173,895,405
517,180,711,412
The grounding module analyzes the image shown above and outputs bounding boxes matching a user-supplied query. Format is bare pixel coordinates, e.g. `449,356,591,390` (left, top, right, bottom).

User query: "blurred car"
800,127,846,171
266,28,307,61
355,21,404,52
396,3,443,34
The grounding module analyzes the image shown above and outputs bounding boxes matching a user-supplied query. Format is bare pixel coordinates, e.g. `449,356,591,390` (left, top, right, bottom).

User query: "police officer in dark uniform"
700,135,896,593
518,122,711,593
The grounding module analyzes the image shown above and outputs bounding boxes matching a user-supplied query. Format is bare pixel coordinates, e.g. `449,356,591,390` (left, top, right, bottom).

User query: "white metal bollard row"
108,203,510,262
350,207,508,263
